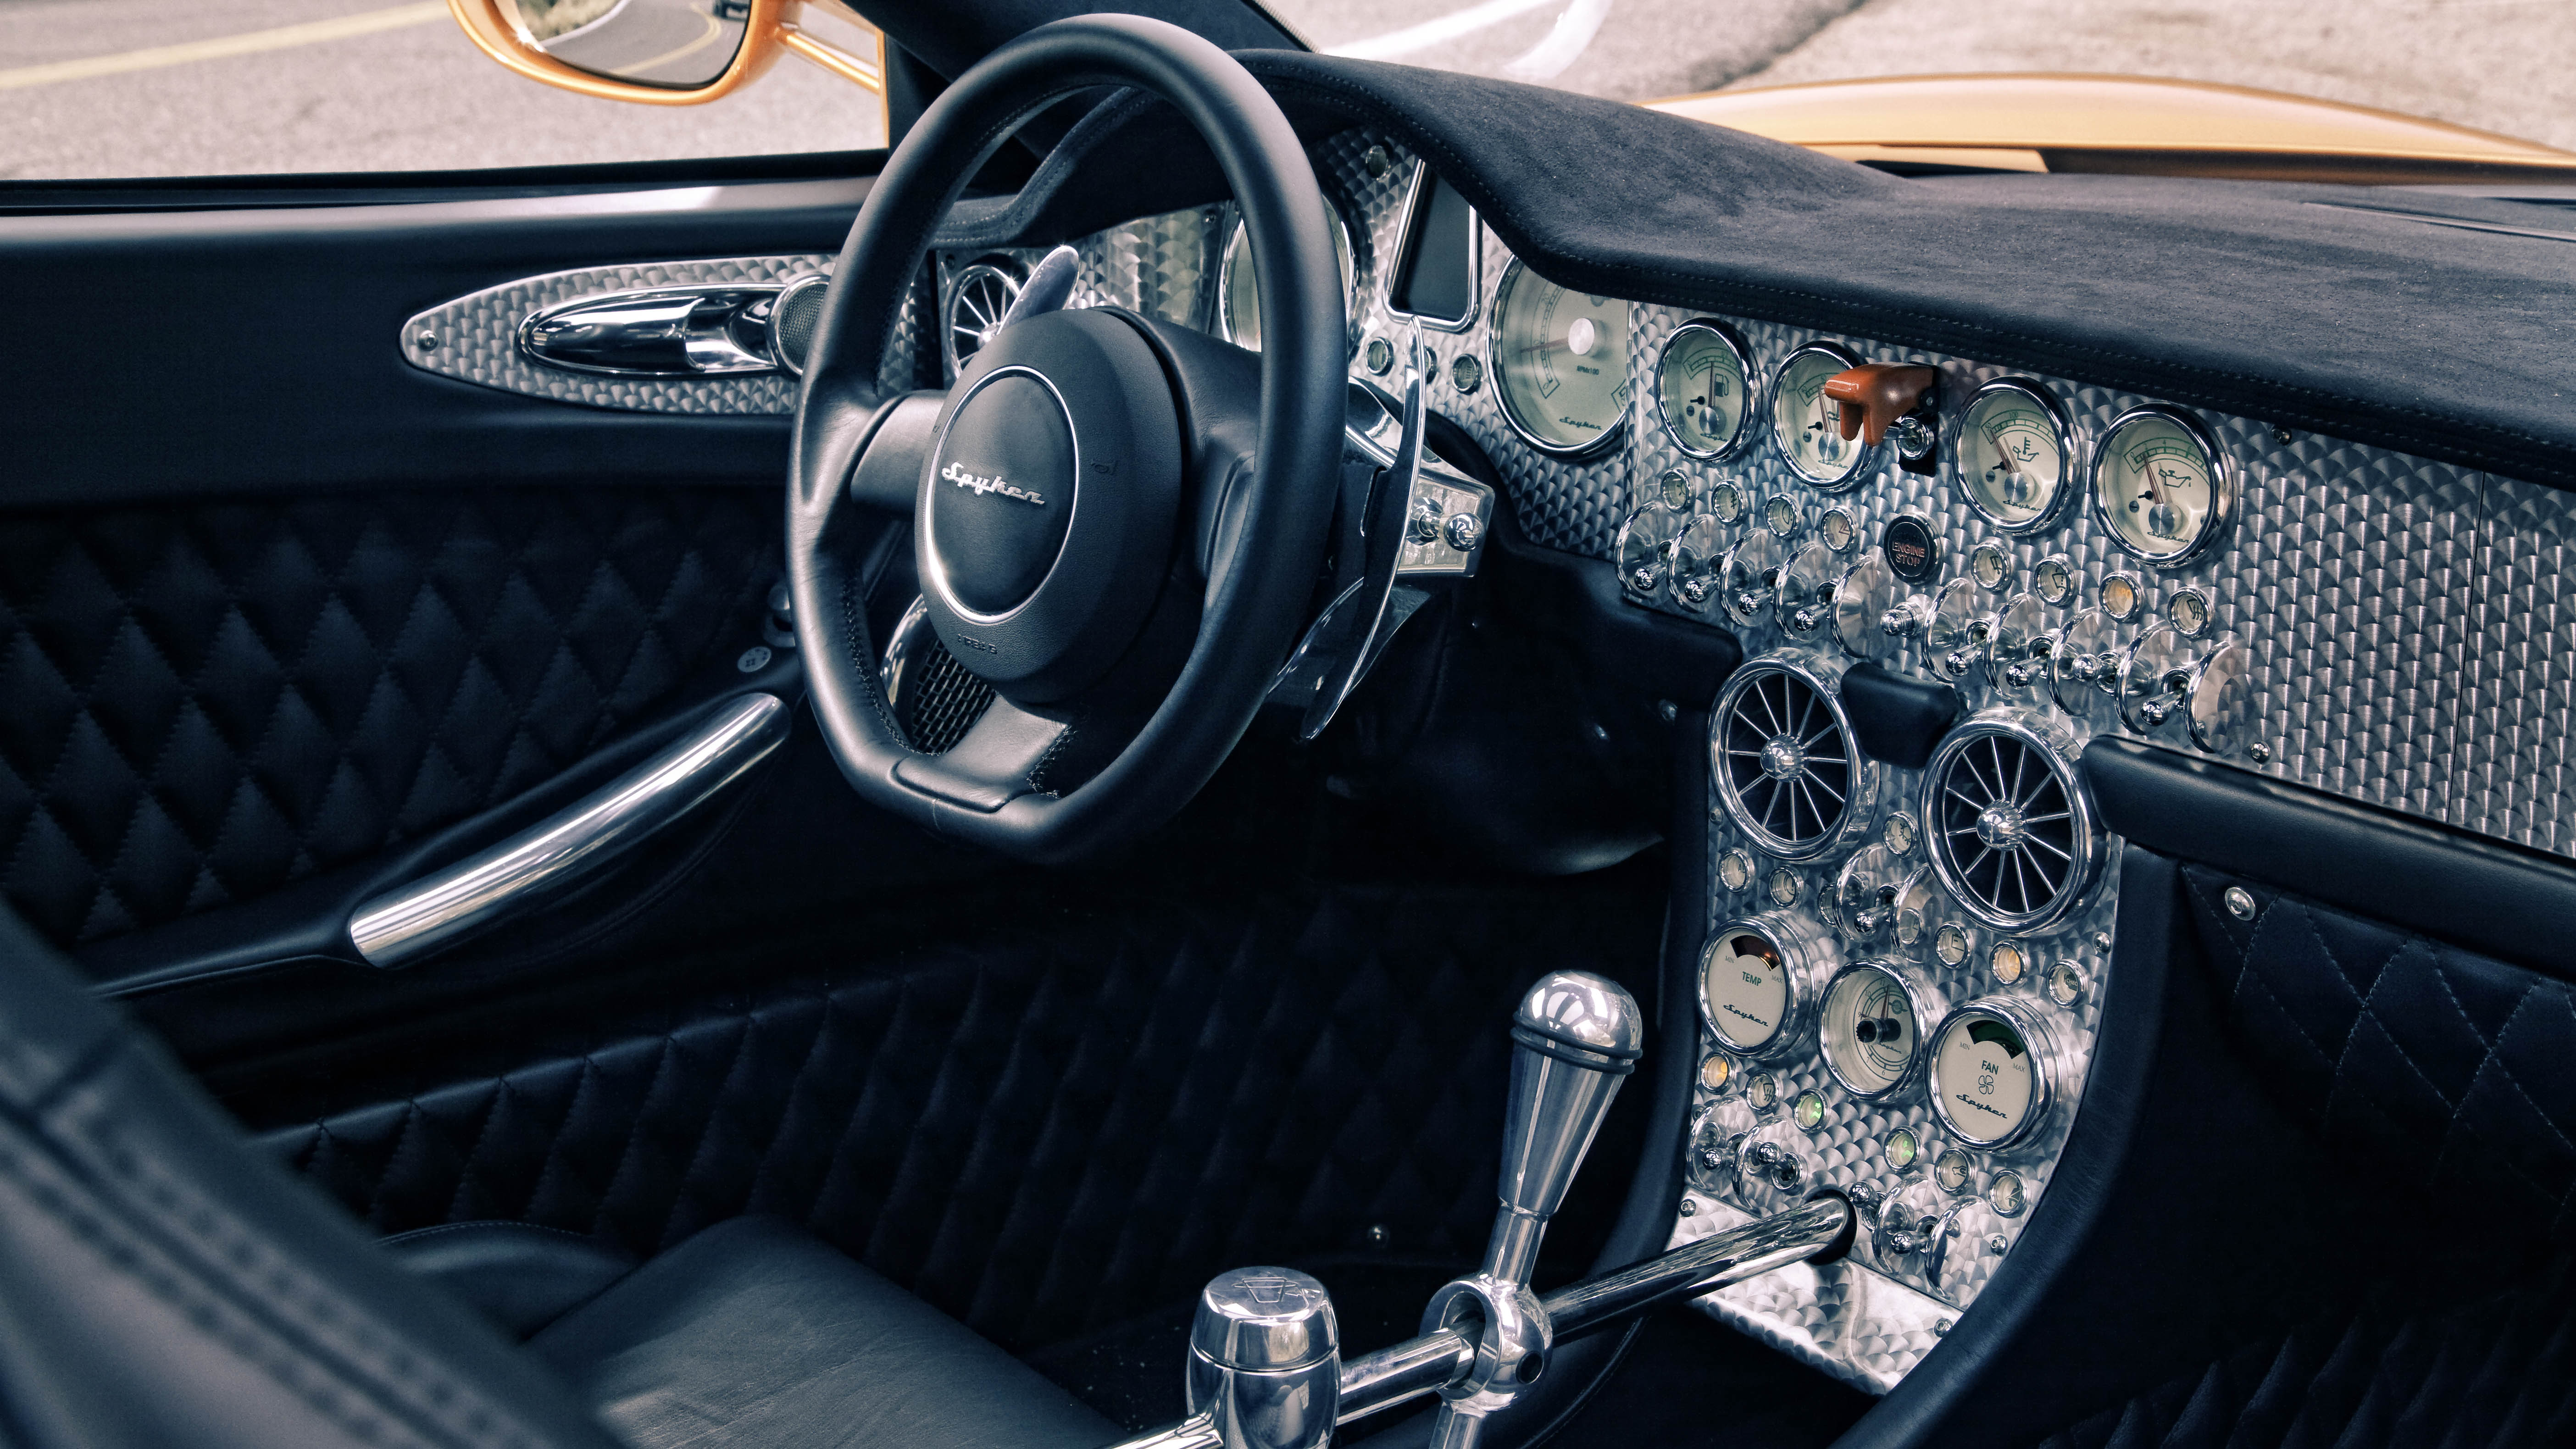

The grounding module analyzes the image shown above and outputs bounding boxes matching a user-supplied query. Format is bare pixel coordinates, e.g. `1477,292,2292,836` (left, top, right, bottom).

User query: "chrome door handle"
519,282,816,377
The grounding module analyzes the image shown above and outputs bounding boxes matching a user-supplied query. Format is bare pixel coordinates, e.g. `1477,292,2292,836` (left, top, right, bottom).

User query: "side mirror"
449,0,883,104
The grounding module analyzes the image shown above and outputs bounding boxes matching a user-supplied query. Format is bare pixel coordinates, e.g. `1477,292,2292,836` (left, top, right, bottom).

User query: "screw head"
1365,145,1393,178
2248,740,2274,764
2224,885,2258,921
414,329,439,350
1365,1223,1389,1247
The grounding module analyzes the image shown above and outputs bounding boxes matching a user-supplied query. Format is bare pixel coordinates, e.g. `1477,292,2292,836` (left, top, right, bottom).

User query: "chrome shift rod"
1420,971,1643,1449
1110,971,1854,1449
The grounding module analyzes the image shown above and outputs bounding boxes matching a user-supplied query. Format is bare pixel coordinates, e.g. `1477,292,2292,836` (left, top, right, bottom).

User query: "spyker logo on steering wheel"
941,460,1046,505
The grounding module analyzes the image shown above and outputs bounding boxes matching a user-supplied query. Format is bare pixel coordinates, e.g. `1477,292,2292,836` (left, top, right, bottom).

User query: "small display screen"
1390,171,1476,324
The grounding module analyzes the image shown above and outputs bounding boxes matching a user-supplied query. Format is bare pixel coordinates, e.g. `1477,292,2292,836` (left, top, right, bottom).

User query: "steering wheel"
785,14,1346,862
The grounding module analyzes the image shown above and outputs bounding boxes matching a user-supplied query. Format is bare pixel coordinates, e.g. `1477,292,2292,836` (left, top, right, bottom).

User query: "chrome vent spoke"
1922,717,2104,933
1710,659,1873,862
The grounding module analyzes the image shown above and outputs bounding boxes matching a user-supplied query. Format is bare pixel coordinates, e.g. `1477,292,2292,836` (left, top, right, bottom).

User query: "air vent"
882,596,994,755
1711,656,1875,861
945,259,1026,370
770,272,829,376
1921,715,2104,933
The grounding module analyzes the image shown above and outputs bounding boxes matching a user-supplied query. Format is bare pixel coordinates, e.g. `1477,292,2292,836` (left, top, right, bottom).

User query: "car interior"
0,1,2570,1447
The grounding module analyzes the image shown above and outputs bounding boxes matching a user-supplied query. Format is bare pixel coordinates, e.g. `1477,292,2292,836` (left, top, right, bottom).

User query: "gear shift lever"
1423,970,1643,1449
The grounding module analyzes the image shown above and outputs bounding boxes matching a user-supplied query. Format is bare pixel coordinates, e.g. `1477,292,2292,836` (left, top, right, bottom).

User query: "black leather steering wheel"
786,15,1346,861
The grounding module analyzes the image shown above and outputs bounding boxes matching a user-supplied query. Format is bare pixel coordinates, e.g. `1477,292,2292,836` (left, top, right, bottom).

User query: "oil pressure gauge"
2092,405,2236,567
1954,379,2076,533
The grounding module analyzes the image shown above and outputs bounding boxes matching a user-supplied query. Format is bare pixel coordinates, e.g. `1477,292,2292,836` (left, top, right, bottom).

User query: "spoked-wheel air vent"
1922,716,2104,933
1711,656,1875,862
945,259,1027,369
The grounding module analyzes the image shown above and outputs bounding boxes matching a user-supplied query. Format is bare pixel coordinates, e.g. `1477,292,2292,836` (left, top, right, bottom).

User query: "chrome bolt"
2248,740,2274,764
1934,1318,1952,1337
2224,885,2258,921
1679,1197,1699,1216
1444,513,1482,551
1987,1234,2008,1255
1658,700,1678,722
415,330,439,350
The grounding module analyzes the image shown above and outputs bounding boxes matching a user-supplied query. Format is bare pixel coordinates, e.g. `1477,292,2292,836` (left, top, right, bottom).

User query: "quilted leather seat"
0,905,1116,1449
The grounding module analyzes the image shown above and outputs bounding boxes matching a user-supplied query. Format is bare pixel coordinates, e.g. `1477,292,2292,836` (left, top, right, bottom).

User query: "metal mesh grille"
771,279,825,373
898,644,995,755
1714,664,1859,859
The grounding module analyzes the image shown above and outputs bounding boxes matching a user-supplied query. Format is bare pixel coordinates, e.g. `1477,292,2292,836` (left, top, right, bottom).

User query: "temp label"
1703,933,1788,1051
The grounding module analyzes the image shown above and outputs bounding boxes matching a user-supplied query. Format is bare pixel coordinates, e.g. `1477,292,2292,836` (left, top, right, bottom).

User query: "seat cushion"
383,1221,638,1340
528,1216,1120,1449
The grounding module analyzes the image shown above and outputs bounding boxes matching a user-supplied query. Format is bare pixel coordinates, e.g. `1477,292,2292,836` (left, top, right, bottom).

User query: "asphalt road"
0,0,2565,182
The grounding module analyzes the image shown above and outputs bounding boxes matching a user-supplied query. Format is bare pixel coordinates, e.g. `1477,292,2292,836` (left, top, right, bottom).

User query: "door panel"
0,486,777,948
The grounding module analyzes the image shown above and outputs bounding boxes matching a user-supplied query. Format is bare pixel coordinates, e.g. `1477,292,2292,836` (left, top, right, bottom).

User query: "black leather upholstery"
2180,865,2576,1249
256,871,1662,1353
532,1216,1117,1449
2034,1250,2576,1449
383,1221,638,1340
0,907,621,1449
0,488,777,947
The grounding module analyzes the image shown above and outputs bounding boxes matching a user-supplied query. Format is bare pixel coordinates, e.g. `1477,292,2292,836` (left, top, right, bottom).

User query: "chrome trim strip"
349,693,789,968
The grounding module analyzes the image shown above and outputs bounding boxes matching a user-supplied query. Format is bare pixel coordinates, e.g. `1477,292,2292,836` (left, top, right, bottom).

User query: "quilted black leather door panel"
0,487,777,947
252,869,1665,1353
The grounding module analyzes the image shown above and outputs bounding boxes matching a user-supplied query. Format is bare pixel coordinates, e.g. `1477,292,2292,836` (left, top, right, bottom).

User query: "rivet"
1658,700,1678,722
1934,1318,1952,1337
1986,1234,2007,1255
415,330,439,350
1678,1197,1699,1217
2224,885,2257,921
2269,425,2293,445
2248,740,2273,764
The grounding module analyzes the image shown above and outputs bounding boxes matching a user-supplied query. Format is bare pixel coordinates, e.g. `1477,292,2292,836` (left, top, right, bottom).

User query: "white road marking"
1324,0,1560,60
0,1,449,93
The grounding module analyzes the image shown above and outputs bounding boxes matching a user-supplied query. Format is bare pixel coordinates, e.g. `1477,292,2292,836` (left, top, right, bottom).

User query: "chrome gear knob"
1188,1267,1340,1449
1492,970,1645,1278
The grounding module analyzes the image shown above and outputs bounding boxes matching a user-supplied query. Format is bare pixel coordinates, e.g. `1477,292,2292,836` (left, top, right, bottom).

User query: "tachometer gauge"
1819,962,1932,1098
1770,343,1873,489
1217,201,1355,353
2090,405,2236,567
1654,321,1757,459
1954,379,2076,533
1927,1001,2053,1150
1490,261,1632,457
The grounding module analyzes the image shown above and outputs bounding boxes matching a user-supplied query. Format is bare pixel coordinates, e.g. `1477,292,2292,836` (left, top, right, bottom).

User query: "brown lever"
1822,364,1938,445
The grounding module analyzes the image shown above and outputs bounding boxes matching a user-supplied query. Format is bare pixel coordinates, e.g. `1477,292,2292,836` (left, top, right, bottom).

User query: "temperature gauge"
2092,405,2236,566
1655,321,1758,459
1954,379,2075,533
1699,916,1832,1059
1771,343,1874,489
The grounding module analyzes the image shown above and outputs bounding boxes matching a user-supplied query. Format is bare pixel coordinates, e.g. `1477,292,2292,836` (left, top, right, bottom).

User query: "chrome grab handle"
520,284,796,377
348,694,789,968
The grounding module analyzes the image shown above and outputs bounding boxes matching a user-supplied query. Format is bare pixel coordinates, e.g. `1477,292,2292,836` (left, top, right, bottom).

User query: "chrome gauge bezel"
1699,911,1838,1061
1920,710,2106,935
1768,341,1876,490
1654,319,1762,461
1486,258,1631,459
1950,378,2080,536
2088,404,2238,569
1216,200,1357,353
1710,651,1880,862
1817,960,1942,1100
1925,997,2060,1152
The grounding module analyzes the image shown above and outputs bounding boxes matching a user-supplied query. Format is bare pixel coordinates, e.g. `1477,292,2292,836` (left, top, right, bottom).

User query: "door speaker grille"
1922,716,2103,933
1711,658,1871,861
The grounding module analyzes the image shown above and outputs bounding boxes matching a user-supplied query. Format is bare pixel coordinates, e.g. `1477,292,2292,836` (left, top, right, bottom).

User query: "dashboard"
397,122,2576,1399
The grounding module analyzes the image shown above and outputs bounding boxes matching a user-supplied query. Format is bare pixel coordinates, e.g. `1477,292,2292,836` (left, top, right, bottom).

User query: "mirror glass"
510,0,750,89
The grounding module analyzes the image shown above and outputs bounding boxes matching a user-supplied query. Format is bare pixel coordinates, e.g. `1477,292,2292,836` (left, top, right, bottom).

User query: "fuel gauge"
1771,343,1874,489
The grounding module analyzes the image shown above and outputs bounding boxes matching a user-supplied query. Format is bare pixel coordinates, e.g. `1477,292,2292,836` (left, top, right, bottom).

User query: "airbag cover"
924,371,1077,617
